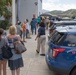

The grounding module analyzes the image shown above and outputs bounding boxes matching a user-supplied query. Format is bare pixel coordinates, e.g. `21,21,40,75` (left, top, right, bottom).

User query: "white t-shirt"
16,25,22,35
26,22,30,31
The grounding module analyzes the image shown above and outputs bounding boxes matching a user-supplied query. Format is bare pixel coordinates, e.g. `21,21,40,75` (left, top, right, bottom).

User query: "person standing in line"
22,20,26,42
25,19,31,38
30,14,37,35
16,21,22,39
35,19,46,56
6,26,24,75
3,30,7,38
37,17,41,28
45,17,49,30
0,28,7,75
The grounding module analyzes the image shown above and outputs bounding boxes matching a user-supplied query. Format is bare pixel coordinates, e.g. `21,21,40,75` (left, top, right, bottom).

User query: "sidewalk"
6,32,55,75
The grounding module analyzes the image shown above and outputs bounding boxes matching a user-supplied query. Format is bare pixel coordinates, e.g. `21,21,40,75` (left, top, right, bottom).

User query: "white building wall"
38,0,42,16
19,0,42,23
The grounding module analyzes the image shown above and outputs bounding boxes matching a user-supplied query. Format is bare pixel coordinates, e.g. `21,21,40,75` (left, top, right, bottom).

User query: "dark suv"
46,26,76,75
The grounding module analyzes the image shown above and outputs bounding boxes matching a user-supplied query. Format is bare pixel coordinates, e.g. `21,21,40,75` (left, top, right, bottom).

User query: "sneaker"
36,50,39,53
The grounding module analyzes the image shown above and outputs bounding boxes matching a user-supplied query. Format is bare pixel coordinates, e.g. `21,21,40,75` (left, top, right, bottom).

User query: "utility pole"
12,0,16,25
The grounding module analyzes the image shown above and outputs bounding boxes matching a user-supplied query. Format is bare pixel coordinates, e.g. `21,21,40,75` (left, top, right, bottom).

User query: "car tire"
71,68,76,75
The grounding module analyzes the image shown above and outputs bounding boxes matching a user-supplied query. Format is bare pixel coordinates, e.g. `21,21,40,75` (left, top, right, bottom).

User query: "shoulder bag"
1,39,13,59
14,41,27,54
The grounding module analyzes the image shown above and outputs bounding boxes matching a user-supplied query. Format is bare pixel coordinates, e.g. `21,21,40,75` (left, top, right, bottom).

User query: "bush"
0,20,10,30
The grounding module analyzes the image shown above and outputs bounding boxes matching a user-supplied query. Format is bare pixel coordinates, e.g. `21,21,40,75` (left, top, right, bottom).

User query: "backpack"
1,38,13,59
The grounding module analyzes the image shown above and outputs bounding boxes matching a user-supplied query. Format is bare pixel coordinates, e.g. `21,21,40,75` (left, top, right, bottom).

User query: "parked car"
61,17,72,21
46,26,76,75
48,20,76,40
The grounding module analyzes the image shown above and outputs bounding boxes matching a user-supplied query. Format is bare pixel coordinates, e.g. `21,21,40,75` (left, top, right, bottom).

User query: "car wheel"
71,68,76,75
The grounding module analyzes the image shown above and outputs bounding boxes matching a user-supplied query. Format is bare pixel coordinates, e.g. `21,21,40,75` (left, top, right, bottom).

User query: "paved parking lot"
6,32,59,75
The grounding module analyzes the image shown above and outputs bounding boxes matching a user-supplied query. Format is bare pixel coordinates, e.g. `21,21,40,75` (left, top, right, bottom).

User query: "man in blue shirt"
30,15,37,35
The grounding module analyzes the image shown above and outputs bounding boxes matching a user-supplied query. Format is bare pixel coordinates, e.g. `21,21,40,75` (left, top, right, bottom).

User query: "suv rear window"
50,30,64,44
50,24,56,30
51,31,76,47
62,34,76,46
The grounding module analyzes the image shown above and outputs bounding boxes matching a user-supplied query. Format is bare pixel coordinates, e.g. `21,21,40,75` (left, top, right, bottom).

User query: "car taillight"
53,48,65,58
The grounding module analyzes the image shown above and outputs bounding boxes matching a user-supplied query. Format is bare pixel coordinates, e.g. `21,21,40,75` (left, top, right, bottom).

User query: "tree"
0,0,12,29
0,0,12,19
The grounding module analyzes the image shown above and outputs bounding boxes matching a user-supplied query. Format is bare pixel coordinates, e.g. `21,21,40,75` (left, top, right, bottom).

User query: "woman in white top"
26,19,30,38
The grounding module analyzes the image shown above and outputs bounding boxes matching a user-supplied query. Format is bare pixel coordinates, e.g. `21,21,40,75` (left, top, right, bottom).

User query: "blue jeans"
20,33,22,39
26,29,29,38
31,27,36,35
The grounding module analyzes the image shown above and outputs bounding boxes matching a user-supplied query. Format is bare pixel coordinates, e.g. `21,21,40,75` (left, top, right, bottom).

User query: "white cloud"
42,0,76,11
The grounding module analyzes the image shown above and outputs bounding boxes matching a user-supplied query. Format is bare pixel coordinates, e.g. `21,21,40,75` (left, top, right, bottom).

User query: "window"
50,31,64,44
57,23,76,26
50,30,56,38
62,34,76,46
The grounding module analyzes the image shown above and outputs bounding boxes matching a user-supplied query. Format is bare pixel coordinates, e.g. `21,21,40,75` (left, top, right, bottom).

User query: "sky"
42,0,76,11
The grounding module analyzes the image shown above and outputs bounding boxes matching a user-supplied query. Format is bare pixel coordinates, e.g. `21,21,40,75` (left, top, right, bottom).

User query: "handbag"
1,44,13,59
14,41,27,54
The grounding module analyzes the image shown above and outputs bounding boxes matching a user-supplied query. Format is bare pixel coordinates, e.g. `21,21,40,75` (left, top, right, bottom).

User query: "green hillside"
49,9,76,18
